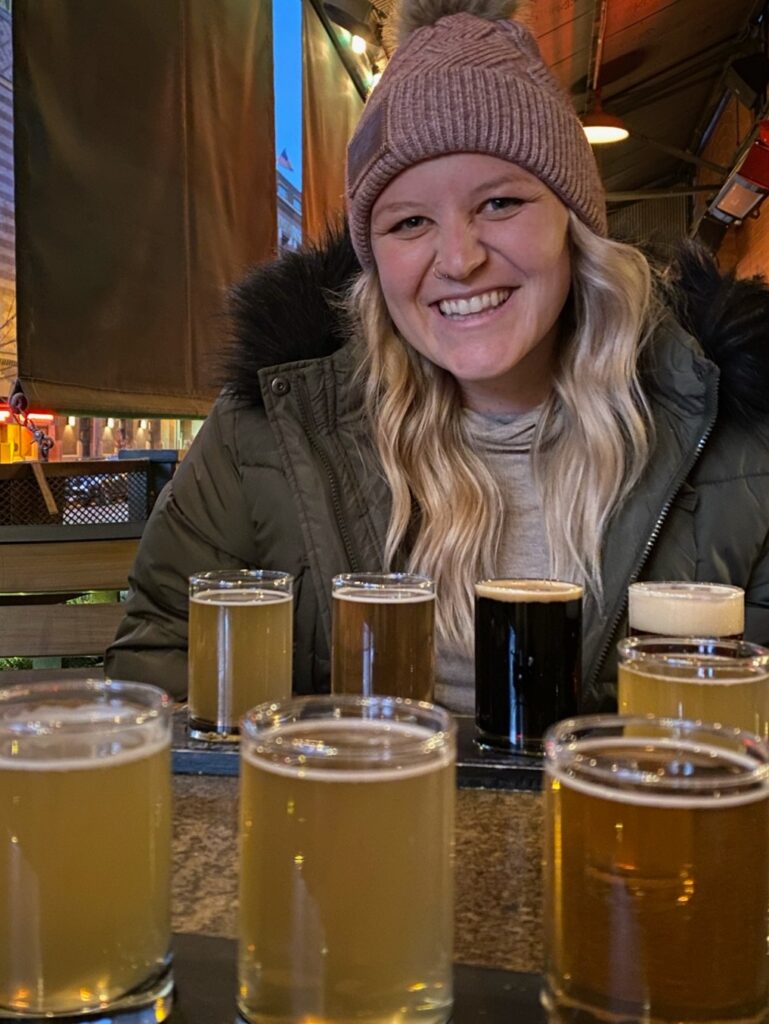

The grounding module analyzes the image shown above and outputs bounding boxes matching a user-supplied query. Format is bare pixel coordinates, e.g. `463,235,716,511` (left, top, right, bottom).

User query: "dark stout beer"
474,579,583,753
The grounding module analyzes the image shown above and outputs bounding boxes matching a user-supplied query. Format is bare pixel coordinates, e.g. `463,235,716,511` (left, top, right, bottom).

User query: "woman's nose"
434,222,487,281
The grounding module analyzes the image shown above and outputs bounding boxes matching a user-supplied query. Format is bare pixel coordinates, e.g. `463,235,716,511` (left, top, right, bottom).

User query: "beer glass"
0,679,173,1021
331,572,435,700
238,695,455,1024
618,636,769,741
474,578,582,753
543,715,769,1024
628,581,744,639
188,568,293,740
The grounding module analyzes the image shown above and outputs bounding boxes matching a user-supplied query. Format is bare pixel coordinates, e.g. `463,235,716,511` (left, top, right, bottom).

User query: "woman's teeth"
438,289,512,318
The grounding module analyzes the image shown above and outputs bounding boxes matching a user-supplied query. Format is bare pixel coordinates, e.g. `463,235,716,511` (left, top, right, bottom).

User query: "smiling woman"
107,0,769,718
369,155,571,414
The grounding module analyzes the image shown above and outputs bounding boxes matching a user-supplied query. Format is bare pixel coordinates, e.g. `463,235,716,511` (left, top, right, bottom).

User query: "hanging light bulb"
580,1,628,146
581,91,629,145
351,34,367,54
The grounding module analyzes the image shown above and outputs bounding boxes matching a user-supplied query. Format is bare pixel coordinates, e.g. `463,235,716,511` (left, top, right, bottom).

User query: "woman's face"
370,153,572,414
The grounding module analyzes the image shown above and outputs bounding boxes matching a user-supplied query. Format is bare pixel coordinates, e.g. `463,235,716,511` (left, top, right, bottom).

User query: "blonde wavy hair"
349,212,660,647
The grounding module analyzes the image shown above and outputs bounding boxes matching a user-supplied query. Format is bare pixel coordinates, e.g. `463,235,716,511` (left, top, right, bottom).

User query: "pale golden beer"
628,581,744,638
543,717,769,1024
0,681,172,1019
331,573,435,700
618,638,769,741
188,569,293,739
238,697,455,1024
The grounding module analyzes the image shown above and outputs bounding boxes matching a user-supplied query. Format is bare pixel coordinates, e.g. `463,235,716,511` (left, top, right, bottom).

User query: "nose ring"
432,262,450,280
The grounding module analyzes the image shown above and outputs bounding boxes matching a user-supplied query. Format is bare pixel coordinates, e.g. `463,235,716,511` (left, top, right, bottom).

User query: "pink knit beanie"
346,0,607,269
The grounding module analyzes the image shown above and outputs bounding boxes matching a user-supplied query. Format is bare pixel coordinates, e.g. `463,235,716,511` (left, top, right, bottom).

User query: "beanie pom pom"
397,0,521,44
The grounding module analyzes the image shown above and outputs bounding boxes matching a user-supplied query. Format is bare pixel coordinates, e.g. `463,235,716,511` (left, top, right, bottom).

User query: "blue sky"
273,0,302,188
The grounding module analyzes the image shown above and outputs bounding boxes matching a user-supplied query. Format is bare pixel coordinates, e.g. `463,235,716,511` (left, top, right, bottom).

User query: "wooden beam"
0,602,125,657
0,539,138,594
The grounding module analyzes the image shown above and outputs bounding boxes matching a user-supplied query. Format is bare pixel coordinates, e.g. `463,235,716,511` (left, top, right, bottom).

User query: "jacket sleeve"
104,396,258,698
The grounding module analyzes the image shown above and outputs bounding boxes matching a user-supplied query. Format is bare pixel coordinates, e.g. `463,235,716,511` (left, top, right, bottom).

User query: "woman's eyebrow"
469,174,535,196
374,175,537,218
371,200,424,218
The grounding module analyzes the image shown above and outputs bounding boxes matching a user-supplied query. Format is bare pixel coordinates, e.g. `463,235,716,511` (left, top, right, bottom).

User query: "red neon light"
739,121,769,188
0,409,56,423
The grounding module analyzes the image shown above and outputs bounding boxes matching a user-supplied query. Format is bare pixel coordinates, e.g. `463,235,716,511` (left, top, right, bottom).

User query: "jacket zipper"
295,379,362,572
586,378,720,697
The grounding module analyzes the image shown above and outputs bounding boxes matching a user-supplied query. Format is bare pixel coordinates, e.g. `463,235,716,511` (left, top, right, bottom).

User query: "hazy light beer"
331,573,435,700
618,637,769,742
628,581,744,639
188,569,293,739
474,579,583,752
0,681,173,1020
238,696,455,1024
543,716,769,1024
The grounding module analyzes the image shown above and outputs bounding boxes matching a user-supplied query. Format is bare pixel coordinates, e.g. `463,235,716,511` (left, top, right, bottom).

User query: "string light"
351,34,366,54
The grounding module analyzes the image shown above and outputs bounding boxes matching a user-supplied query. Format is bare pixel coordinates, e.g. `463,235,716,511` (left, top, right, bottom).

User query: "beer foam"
0,703,169,771
475,579,583,603
629,582,744,636
191,588,291,606
242,719,452,782
332,587,434,604
548,737,768,808
624,667,769,686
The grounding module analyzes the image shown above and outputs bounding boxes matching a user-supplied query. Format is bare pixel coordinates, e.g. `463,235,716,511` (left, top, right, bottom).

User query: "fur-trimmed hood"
224,227,359,404
223,226,769,421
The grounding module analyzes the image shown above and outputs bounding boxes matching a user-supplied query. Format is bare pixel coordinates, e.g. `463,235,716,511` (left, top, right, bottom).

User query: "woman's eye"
391,215,427,234
485,196,524,213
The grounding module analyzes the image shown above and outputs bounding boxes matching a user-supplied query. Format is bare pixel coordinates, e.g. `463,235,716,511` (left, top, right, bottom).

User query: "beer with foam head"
628,581,744,639
618,637,769,742
0,681,172,1019
474,579,583,752
543,716,769,1024
238,696,455,1024
331,573,435,701
188,570,293,739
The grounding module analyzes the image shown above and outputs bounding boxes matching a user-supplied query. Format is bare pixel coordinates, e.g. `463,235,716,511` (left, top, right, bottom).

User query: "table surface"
169,704,547,979
171,777,545,975
172,712,544,791
168,933,545,1024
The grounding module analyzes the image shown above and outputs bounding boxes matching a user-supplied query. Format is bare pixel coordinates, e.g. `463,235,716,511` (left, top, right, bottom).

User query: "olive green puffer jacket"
106,232,769,709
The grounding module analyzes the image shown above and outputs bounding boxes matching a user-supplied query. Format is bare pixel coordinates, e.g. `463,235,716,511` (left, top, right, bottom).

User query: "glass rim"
544,714,769,796
618,636,769,669
332,571,434,592
0,678,171,738
628,580,744,602
240,694,455,769
474,577,583,598
189,568,293,589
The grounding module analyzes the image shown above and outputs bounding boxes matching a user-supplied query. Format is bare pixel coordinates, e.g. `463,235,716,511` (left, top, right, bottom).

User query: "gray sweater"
436,407,549,713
